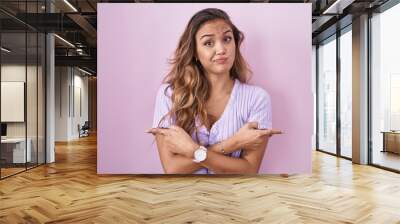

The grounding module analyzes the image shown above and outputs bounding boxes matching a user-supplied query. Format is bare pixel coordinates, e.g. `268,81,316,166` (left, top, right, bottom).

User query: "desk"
381,131,400,154
1,138,31,163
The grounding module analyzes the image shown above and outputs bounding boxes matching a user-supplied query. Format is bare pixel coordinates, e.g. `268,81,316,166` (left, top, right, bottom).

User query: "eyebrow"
200,29,233,40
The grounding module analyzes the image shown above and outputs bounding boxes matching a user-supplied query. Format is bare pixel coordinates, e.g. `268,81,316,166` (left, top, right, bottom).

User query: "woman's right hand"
233,122,282,151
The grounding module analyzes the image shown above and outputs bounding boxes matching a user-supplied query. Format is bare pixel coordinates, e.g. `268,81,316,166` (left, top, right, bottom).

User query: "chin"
212,66,231,75
212,70,230,76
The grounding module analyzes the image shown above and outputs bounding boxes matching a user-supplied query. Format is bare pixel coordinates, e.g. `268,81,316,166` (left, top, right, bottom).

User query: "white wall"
70,72,89,138
55,67,89,141
55,66,70,141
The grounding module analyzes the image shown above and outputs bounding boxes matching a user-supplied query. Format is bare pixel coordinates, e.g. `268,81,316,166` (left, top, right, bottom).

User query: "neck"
206,72,235,96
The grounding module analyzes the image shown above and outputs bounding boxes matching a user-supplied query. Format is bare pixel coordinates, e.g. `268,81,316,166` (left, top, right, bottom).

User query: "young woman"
147,8,282,174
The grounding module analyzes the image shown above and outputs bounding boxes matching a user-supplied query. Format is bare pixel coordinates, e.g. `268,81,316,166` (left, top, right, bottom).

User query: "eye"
204,41,213,47
224,36,232,42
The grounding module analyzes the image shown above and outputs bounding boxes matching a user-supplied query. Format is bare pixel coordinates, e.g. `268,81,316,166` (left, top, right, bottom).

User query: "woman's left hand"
146,125,199,158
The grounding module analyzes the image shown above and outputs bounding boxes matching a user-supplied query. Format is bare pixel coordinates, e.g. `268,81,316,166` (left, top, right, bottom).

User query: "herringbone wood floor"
1,134,400,224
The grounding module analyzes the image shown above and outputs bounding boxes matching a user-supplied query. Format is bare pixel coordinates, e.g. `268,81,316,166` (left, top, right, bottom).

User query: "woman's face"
195,19,236,77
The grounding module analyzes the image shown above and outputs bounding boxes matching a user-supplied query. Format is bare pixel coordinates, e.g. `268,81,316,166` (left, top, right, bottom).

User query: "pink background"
98,3,312,174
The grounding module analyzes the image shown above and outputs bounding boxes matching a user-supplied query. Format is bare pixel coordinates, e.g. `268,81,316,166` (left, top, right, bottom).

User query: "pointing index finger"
146,128,167,136
257,128,283,136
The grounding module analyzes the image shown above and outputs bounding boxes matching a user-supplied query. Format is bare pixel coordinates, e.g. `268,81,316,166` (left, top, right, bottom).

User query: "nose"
215,41,226,55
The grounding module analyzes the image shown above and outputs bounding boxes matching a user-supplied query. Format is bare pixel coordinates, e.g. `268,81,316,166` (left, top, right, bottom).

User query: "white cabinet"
1,138,32,163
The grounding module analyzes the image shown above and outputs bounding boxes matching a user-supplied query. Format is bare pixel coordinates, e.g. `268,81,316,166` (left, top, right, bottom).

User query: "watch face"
195,148,207,162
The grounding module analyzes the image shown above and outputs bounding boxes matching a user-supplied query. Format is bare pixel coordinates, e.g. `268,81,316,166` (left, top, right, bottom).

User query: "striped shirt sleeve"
247,88,272,129
152,84,173,128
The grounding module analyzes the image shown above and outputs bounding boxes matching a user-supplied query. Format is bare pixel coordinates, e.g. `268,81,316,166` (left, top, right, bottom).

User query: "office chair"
79,121,90,138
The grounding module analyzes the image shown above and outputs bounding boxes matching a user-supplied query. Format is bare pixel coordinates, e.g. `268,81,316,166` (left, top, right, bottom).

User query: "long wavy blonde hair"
160,8,252,134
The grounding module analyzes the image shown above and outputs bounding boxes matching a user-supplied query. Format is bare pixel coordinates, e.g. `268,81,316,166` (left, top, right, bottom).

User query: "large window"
340,27,352,158
317,36,337,154
317,25,353,159
371,2,400,171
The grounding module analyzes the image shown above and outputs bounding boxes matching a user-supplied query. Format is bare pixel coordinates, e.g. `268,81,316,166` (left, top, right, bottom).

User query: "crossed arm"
150,123,280,174
155,134,268,174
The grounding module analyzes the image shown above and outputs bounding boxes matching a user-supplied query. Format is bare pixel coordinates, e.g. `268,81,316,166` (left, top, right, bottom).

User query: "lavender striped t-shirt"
152,79,272,174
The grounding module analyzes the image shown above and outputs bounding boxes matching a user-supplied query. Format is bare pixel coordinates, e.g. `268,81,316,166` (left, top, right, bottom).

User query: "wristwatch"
193,145,208,163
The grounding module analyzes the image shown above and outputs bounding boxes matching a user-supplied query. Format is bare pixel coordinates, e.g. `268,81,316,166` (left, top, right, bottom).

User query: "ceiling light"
322,0,355,14
63,0,78,12
54,34,75,48
78,67,93,76
1,47,11,53
323,0,341,14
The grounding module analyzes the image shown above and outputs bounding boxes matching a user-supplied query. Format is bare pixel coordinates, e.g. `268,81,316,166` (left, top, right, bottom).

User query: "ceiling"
0,0,392,75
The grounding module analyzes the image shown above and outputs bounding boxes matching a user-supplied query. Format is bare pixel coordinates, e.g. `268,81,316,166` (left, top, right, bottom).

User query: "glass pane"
318,36,337,154
26,0,39,170
340,29,352,158
1,31,27,177
27,31,38,169
38,33,45,165
371,4,400,171
0,1,46,178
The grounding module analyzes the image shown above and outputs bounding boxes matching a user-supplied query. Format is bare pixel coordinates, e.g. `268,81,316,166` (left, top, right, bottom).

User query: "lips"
214,58,228,64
